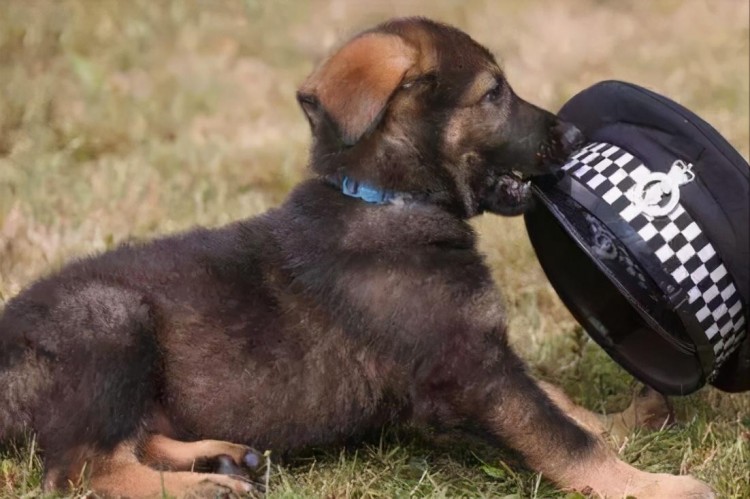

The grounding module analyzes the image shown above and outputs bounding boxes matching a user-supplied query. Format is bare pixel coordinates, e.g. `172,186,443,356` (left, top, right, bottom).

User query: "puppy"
0,17,713,498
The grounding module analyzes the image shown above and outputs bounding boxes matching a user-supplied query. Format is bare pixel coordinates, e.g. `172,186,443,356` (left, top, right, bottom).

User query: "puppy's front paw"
631,473,715,499
608,385,673,441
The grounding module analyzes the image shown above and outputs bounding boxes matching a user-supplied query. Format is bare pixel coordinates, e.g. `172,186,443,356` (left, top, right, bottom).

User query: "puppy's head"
298,17,583,217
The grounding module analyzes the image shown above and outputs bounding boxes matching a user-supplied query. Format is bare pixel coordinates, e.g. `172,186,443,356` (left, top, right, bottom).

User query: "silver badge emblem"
627,160,695,219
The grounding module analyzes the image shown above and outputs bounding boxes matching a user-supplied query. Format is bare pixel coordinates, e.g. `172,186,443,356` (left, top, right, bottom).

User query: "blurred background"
0,1,748,497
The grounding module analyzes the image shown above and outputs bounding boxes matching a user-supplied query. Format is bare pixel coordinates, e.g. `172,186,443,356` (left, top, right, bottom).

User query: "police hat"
525,81,749,395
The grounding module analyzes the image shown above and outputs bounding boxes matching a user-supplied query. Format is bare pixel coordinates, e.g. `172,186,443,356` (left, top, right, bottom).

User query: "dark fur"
0,17,590,491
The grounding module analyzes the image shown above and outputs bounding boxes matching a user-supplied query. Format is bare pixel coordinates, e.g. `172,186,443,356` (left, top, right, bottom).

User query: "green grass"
1,0,748,497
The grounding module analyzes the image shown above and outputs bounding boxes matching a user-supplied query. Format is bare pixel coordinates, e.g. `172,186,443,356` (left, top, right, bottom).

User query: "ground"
0,0,748,497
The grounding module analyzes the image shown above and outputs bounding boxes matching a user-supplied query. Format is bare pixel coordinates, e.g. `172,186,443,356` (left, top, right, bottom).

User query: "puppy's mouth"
479,170,533,217
496,170,533,214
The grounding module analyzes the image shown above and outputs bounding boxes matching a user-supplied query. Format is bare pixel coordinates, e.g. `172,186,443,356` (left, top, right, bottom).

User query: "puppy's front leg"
429,348,713,498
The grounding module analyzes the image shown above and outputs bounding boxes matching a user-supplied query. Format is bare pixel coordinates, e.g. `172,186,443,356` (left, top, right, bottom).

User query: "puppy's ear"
298,33,417,147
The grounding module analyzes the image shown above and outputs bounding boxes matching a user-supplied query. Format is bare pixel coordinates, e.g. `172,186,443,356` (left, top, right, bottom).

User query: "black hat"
525,81,749,395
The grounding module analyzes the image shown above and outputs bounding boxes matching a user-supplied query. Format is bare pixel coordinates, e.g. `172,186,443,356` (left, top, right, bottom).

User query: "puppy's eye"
483,82,502,103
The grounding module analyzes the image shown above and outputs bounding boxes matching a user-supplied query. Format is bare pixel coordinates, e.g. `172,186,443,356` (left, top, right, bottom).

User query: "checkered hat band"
562,142,747,369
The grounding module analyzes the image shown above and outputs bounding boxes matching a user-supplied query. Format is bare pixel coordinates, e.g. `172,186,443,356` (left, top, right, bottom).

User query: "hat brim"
525,179,705,395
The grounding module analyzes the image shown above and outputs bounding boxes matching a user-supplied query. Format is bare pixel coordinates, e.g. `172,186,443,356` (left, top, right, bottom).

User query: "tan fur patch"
443,109,470,151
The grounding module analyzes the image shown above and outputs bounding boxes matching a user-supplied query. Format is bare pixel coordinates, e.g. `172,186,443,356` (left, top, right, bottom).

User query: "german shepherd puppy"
0,18,713,498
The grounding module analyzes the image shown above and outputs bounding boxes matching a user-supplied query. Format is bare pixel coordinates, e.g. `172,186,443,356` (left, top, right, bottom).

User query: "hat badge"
627,160,695,219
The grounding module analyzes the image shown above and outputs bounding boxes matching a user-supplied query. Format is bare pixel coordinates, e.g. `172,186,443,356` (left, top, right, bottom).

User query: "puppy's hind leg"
0,283,161,492
139,434,265,479
90,441,257,498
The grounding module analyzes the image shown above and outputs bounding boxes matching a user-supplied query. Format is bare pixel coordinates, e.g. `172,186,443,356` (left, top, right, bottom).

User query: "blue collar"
340,176,400,205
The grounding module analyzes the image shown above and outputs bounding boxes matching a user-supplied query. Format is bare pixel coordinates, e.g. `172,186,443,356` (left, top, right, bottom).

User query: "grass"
0,0,748,497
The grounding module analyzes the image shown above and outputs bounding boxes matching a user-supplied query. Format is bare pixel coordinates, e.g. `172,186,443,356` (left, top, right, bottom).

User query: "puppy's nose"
557,121,585,154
